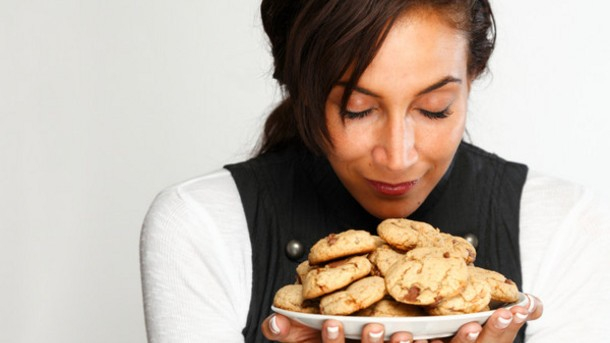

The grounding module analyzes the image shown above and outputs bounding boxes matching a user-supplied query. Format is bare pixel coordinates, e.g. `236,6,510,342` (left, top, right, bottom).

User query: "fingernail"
269,315,280,335
399,340,411,343
369,330,384,342
495,315,513,329
467,331,480,341
526,294,536,314
327,325,339,340
514,312,528,324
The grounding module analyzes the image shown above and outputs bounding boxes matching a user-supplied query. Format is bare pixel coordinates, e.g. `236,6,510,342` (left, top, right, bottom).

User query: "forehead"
357,11,469,93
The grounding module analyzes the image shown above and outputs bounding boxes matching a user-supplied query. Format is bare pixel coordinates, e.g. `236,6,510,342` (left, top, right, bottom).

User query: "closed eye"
419,107,452,119
341,108,374,120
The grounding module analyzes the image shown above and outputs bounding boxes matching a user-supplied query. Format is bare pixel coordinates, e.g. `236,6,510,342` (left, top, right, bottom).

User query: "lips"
367,179,419,196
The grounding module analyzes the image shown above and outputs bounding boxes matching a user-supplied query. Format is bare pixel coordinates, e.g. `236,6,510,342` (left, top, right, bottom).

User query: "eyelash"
341,109,374,120
341,107,452,120
419,107,452,119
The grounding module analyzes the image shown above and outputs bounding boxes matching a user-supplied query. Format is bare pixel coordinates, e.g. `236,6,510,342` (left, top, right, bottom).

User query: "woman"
140,0,609,342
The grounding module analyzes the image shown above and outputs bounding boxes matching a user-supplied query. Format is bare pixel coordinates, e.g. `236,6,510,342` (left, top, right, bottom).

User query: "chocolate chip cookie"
308,229,378,265
319,276,386,315
302,255,372,299
385,254,469,305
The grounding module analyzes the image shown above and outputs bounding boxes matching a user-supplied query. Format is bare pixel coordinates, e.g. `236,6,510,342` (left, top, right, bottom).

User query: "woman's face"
324,12,470,219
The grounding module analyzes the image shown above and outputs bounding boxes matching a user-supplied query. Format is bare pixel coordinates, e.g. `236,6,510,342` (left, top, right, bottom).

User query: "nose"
372,115,418,171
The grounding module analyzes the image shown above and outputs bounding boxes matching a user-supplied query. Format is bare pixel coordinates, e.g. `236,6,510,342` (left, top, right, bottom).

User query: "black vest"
225,142,528,343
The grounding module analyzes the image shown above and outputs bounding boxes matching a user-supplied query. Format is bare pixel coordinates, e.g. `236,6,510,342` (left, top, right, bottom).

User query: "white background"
1,1,608,342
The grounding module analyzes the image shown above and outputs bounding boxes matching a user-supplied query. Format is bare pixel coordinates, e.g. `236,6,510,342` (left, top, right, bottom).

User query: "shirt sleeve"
520,171,610,341
140,169,252,342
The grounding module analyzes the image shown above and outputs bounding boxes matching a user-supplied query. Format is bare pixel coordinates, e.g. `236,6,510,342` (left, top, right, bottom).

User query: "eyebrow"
335,81,382,98
336,76,462,98
416,76,462,96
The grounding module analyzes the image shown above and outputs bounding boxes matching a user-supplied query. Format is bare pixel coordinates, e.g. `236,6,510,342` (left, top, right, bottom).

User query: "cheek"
328,128,373,163
326,116,378,162
417,113,465,160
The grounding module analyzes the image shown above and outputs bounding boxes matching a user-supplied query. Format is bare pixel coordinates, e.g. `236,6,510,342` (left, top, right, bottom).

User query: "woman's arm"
140,170,252,342
520,172,610,341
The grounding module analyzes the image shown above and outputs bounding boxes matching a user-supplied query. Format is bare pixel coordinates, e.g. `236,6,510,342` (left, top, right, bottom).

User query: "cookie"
302,255,372,299
377,219,476,264
319,276,386,315
438,233,477,264
355,298,425,317
385,255,469,306
377,218,438,251
273,284,320,313
295,260,312,284
468,266,519,303
405,247,465,260
308,229,378,265
368,244,404,276
372,235,386,248
427,276,491,315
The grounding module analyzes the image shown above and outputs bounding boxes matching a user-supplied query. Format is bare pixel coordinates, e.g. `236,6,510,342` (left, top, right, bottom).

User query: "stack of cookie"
273,218,519,317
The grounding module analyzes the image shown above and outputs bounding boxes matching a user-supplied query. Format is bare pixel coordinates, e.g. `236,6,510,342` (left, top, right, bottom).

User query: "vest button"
464,233,479,248
285,239,305,260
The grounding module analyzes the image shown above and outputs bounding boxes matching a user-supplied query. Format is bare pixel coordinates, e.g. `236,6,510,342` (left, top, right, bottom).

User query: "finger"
497,293,542,332
476,308,519,343
322,319,345,343
524,294,543,321
448,321,483,343
260,314,283,340
261,314,320,342
361,323,385,343
389,330,414,343
510,305,529,328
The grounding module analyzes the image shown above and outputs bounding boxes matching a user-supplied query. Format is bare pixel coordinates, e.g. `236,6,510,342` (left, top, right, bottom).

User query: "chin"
367,205,414,220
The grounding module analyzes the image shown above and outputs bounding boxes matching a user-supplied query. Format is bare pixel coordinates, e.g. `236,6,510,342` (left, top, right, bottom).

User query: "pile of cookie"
273,218,519,317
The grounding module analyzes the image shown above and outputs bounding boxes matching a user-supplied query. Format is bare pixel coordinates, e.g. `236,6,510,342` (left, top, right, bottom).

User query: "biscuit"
427,276,491,315
295,260,312,284
438,233,477,264
301,255,372,299
377,218,438,251
368,244,404,276
377,219,476,264
405,247,465,261
355,299,425,317
319,276,386,315
273,220,518,318
468,266,519,303
308,229,378,265
385,255,468,306
372,235,386,248
273,284,320,314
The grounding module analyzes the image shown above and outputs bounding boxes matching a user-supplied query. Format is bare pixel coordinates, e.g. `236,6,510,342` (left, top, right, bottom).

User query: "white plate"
272,293,527,340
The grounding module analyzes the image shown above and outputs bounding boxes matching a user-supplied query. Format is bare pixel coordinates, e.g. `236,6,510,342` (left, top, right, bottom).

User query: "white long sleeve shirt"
140,169,610,342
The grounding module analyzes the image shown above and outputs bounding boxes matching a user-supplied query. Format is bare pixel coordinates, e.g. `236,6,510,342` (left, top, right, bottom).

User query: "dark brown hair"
257,0,496,155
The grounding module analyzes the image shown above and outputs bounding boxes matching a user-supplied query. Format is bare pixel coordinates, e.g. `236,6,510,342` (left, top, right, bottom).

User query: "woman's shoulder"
521,170,610,233
143,168,246,237
522,171,585,205
152,169,239,210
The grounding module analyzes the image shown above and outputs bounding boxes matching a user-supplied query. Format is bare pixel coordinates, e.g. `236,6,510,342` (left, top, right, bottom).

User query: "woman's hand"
261,315,414,342
418,294,543,343
433,294,543,343
262,294,542,343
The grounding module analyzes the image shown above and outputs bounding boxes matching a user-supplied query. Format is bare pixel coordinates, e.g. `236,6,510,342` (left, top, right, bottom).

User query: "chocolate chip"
405,286,420,302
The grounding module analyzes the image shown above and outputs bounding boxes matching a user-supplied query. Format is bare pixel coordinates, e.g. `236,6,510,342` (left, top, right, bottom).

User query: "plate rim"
271,292,527,339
